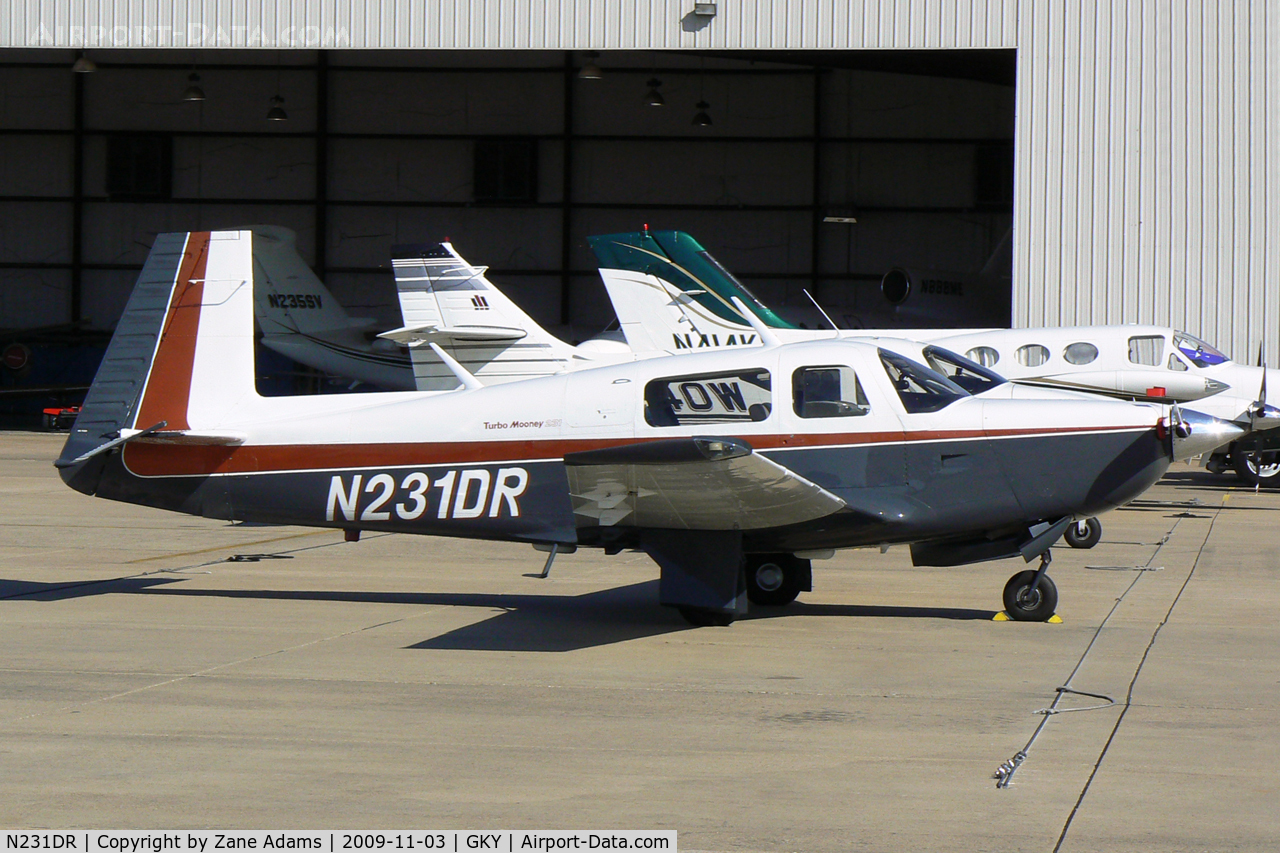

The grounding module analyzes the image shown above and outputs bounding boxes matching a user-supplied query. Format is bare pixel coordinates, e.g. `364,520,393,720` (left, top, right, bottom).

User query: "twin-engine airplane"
57,230,1241,625
589,229,1280,484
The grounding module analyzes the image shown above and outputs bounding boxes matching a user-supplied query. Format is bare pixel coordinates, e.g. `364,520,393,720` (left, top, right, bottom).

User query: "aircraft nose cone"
1171,407,1247,461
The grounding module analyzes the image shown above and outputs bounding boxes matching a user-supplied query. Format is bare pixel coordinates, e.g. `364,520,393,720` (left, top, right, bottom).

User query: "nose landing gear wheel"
745,554,808,606
1064,517,1102,549
1002,570,1058,622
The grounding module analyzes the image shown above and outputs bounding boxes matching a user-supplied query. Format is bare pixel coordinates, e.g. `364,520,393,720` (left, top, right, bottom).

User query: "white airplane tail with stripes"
56,230,260,486
381,243,627,391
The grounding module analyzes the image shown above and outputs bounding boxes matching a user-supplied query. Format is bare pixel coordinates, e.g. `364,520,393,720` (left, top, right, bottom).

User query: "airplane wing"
563,436,846,530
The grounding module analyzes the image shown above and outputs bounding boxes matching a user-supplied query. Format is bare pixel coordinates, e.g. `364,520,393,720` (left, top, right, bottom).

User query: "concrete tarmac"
2,431,1278,851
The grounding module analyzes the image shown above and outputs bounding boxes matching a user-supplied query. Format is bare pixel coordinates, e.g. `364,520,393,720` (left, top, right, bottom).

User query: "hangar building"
1,1,1277,404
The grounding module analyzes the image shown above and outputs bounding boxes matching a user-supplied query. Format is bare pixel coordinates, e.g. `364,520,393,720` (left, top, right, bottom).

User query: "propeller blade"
1258,348,1267,409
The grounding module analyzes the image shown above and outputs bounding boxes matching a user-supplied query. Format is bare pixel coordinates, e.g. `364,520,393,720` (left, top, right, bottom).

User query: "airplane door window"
1127,335,1165,366
1015,344,1050,367
1063,342,1099,365
1168,353,1189,371
792,365,870,418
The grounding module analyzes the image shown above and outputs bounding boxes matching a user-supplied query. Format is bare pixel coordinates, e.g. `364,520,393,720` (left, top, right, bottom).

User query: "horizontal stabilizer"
136,430,248,447
564,437,846,530
390,241,575,390
377,323,527,345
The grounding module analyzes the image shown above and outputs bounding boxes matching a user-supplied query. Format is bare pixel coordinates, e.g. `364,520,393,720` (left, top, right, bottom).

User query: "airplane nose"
1205,378,1231,394
1169,407,1247,461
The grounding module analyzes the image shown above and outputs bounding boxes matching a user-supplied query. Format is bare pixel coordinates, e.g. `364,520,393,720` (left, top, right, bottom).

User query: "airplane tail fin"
249,225,369,337
588,230,787,353
381,242,575,389
57,230,256,492
588,230,797,332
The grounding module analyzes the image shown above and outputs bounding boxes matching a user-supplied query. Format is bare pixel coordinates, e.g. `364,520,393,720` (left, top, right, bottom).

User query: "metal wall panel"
4,0,1278,363
6,1,1018,49
1013,0,1280,365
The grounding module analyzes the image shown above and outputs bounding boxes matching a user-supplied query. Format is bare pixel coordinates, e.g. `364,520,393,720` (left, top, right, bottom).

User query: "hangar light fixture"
266,95,288,121
692,100,712,126
693,3,718,16
578,52,603,80
645,79,665,106
71,52,96,73
182,73,206,102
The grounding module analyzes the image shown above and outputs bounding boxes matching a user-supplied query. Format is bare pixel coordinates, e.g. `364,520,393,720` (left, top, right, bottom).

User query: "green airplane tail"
587,229,798,330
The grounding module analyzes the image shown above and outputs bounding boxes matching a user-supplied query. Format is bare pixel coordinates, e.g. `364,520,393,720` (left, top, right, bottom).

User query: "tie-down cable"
992,513,1184,789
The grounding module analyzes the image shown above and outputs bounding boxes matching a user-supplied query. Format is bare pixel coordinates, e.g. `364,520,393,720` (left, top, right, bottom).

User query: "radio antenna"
803,288,840,331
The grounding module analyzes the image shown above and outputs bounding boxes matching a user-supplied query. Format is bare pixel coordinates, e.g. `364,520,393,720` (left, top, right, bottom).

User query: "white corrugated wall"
3,0,1278,361
1015,0,1280,364
5,1,1018,50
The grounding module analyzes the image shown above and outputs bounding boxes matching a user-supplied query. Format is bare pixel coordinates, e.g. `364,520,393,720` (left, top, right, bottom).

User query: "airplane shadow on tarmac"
1158,469,1280,498
0,575,183,602
2,575,996,652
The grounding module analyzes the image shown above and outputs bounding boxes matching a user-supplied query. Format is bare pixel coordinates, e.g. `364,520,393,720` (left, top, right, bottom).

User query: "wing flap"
563,437,846,530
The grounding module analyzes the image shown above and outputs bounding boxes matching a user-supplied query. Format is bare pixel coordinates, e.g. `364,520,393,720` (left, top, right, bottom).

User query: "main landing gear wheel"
745,554,807,606
678,607,736,627
1233,449,1280,487
1002,570,1058,622
1064,517,1103,549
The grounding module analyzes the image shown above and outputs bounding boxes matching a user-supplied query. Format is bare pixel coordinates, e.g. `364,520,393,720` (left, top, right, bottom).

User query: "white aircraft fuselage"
57,230,1238,623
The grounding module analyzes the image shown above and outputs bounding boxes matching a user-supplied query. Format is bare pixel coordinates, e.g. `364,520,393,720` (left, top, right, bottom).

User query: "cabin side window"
792,366,869,418
643,369,772,427
1128,335,1165,366
1063,342,1099,365
965,346,1000,367
1168,353,1189,372
1015,344,1050,367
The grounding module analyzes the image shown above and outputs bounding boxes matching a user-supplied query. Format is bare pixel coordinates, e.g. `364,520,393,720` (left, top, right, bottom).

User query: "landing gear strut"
1002,551,1059,622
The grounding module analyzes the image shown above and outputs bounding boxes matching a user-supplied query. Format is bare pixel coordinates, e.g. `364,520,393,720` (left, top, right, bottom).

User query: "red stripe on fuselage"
133,233,211,432
120,423,1151,478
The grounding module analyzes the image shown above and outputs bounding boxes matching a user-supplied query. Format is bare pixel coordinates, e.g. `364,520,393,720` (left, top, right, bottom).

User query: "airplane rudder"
185,230,259,423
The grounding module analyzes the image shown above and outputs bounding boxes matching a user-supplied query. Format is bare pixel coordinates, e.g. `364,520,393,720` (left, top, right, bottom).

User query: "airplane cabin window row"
964,333,1228,373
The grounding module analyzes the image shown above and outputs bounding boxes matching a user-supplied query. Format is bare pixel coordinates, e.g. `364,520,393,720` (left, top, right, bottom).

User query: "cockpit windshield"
879,349,969,413
922,345,1007,394
1173,332,1230,368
